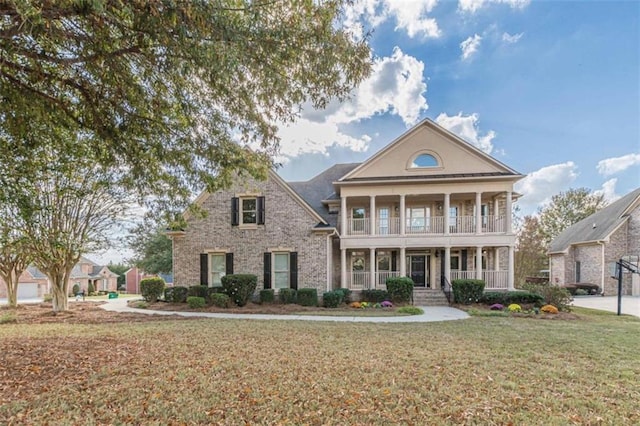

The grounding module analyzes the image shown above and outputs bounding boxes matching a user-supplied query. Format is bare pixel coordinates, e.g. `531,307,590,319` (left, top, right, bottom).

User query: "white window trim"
239,196,258,227
209,252,227,288
273,251,290,290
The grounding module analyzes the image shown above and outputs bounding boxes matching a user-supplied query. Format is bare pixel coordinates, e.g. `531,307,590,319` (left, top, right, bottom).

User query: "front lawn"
0,308,638,424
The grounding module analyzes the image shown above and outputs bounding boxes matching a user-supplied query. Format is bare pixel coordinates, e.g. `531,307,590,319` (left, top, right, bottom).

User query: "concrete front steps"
413,288,450,306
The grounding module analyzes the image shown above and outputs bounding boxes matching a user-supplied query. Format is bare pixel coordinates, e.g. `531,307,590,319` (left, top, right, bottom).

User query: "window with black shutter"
290,252,298,290
200,253,208,286
263,252,271,289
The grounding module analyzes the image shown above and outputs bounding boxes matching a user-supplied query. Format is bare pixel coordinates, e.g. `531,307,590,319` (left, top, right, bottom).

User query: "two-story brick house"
171,119,524,300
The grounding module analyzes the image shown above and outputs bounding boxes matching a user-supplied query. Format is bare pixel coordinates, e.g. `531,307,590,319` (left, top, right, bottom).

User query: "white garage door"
17,283,38,299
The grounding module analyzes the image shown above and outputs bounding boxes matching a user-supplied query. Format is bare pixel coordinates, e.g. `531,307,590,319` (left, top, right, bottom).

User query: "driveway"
572,296,640,318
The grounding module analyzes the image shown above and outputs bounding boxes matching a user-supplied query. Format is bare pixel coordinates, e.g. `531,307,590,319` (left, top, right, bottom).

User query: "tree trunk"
0,270,19,308
51,278,68,312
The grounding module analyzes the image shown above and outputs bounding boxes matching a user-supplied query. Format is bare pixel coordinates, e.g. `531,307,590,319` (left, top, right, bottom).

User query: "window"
449,206,459,232
378,207,390,234
406,207,430,233
274,253,290,289
201,252,233,287
377,253,390,271
411,153,438,168
351,207,366,233
473,203,489,227
450,252,460,270
264,252,298,290
210,254,226,287
351,252,365,272
232,196,265,226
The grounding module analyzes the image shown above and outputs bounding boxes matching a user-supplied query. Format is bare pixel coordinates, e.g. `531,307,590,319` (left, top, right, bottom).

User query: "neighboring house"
549,188,640,296
0,256,119,299
170,118,523,300
125,266,173,294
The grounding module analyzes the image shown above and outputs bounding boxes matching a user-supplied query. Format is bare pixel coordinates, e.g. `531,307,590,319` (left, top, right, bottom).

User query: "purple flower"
490,303,504,311
381,300,393,308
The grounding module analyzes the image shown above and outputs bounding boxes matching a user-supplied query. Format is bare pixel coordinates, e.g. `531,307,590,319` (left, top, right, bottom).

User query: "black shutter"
200,253,208,286
231,197,239,226
440,250,445,287
391,251,397,272
290,252,298,290
461,250,468,271
257,196,265,225
263,252,271,289
225,253,234,275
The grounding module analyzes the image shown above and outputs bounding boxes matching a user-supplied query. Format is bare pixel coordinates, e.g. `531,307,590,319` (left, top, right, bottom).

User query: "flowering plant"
381,300,393,308
349,302,361,309
489,303,504,311
507,303,522,312
540,304,559,314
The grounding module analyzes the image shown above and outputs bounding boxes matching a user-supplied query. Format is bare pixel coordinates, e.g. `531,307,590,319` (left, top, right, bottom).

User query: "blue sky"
276,0,640,217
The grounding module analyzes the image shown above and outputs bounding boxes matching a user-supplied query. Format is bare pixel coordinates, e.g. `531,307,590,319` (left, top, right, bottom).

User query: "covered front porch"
340,246,514,291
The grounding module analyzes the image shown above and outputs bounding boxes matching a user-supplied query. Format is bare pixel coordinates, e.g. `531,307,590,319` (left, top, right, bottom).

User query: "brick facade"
172,173,331,294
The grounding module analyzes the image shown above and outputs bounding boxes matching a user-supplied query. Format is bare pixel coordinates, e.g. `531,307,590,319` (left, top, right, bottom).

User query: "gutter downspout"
326,229,339,292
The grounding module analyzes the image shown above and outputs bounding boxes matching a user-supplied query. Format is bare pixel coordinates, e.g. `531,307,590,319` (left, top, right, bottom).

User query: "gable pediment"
341,119,518,181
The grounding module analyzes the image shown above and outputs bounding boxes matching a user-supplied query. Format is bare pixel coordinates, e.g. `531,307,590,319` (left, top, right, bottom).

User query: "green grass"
1,311,638,424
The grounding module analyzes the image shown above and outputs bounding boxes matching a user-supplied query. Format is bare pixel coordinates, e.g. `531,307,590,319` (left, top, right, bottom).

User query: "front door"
407,255,426,287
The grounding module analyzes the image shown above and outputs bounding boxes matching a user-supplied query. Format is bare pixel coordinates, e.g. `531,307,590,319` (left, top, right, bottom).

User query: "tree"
538,188,607,245
514,215,547,285
0,1,371,216
0,211,31,308
128,226,172,275
107,262,130,289
15,151,129,312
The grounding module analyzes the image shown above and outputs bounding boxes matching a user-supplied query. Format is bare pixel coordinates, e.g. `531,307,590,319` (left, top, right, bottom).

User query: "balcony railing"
345,215,506,236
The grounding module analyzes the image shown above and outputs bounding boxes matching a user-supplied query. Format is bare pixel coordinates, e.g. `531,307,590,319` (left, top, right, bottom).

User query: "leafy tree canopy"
107,262,130,287
538,188,607,246
0,0,371,215
127,225,172,275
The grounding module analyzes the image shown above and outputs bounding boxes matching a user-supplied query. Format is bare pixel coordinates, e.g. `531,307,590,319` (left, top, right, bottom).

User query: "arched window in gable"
411,153,439,168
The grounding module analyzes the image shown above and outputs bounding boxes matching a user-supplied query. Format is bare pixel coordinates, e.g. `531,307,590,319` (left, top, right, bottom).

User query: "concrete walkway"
572,295,640,318
100,297,469,323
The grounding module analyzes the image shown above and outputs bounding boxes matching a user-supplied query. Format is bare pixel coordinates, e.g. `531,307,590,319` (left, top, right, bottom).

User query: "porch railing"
450,270,508,290
345,215,506,236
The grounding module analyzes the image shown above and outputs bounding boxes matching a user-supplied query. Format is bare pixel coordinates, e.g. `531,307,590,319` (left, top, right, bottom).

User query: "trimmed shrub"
164,287,174,302
170,286,189,303
563,283,600,296
134,301,149,309
452,279,485,304
480,291,544,306
43,293,53,302
334,288,351,304
87,281,95,295
279,288,297,304
322,290,343,308
541,304,559,314
187,296,206,309
362,289,389,303
221,274,257,307
520,282,572,311
575,289,589,296
260,289,275,304
72,284,80,296
210,293,231,308
297,288,318,307
188,285,209,299
140,277,165,303
397,306,424,315
386,277,414,303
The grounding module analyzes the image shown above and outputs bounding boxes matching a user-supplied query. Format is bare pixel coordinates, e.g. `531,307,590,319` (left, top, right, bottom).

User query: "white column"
341,196,347,235
445,247,451,285
494,247,500,271
370,248,376,289
506,191,513,234
444,193,450,234
370,195,376,236
341,248,347,289
476,192,482,234
476,246,483,280
400,247,406,276
399,194,406,235
508,245,515,290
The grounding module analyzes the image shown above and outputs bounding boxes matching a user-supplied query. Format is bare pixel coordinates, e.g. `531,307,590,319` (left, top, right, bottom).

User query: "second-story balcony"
344,215,506,236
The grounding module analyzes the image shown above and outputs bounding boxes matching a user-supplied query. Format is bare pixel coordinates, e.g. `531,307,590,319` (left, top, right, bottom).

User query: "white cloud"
458,0,530,14
344,0,441,39
515,162,579,214
502,32,523,44
330,47,428,126
435,112,495,154
279,48,428,162
594,178,620,203
276,119,370,162
596,153,640,176
460,34,482,60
